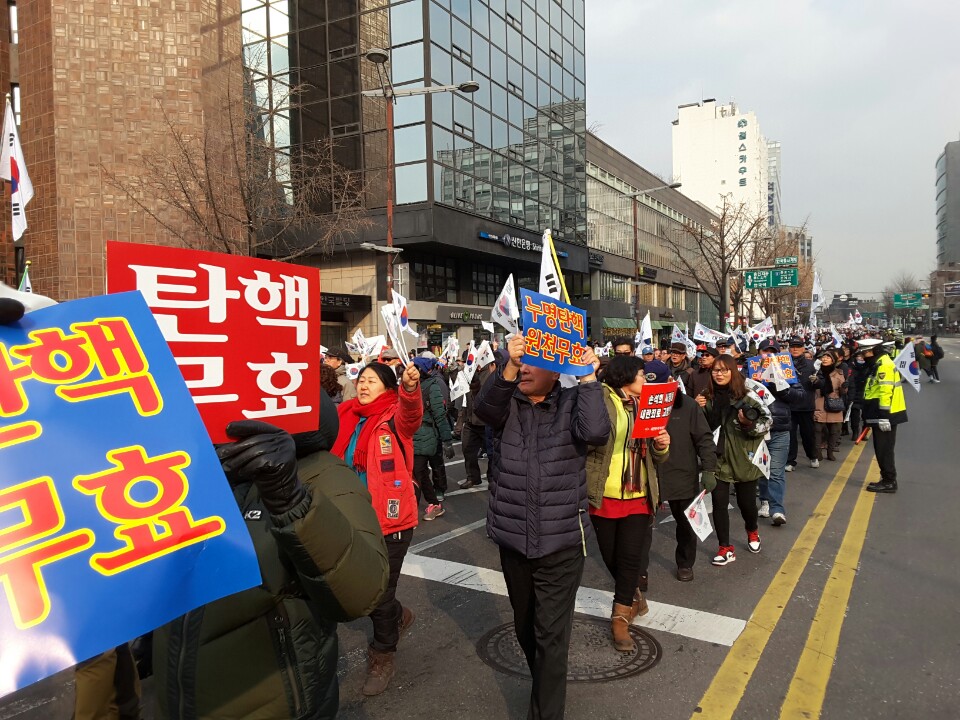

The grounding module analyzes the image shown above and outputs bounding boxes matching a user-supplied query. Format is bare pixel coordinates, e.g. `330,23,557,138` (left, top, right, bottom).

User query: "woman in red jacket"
332,361,423,697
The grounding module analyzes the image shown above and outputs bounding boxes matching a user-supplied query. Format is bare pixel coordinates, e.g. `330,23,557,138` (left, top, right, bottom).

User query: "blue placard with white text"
0,292,261,698
746,353,799,384
519,289,592,376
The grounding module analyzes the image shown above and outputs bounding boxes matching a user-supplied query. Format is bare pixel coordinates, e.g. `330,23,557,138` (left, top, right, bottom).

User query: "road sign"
774,256,798,266
944,281,960,296
743,268,799,289
893,293,921,309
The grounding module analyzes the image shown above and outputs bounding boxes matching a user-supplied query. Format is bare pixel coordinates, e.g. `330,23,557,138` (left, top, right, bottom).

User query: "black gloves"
443,441,455,460
700,471,717,493
216,420,306,516
0,298,25,325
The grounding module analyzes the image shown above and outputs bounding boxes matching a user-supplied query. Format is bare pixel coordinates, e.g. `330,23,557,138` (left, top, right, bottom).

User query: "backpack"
923,346,934,358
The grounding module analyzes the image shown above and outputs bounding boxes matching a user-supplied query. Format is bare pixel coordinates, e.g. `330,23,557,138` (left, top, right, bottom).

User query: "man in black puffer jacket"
475,335,609,720
785,338,818,471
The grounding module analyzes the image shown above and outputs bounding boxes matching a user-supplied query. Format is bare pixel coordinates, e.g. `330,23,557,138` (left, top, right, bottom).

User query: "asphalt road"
3,341,959,720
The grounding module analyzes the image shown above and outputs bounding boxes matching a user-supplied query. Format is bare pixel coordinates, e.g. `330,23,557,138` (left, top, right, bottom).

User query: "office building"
936,141,960,267
290,0,589,348
671,99,771,219
585,133,719,342
784,225,813,263
767,139,782,230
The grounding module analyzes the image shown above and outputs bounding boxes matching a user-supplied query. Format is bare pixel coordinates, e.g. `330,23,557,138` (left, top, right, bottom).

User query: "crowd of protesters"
0,283,927,720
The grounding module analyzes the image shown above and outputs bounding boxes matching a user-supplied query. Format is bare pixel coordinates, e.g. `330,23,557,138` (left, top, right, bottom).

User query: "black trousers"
462,422,486,484
849,403,864,439
370,529,413,652
668,499,699,570
500,544,585,720
929,363,941,381
711,480,759,547
871,424,898,484
590,513,652,606
788,411,816,465
413,451,448,505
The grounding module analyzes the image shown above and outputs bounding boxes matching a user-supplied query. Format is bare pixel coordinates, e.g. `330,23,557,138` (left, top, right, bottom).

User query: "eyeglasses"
614,350,633,356
711,368,731,374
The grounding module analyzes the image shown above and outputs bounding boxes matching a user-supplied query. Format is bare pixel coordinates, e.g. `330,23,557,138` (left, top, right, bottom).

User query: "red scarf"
332,390,398,472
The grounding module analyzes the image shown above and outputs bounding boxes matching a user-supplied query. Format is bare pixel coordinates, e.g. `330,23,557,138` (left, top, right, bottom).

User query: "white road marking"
444,458,465,467
445,483,488,497
402,553,746,647
409,519,488,554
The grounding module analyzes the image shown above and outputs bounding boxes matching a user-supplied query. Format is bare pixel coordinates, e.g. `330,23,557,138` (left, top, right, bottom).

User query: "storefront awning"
650,320,671,330
602,317,638,330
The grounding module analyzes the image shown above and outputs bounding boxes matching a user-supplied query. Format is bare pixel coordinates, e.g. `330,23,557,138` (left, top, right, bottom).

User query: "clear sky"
586,0,960,299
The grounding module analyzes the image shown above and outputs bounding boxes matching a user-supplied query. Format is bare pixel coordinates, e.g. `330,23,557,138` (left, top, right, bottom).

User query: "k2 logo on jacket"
379,435,393,454
243,510,263,521
387,499,400,519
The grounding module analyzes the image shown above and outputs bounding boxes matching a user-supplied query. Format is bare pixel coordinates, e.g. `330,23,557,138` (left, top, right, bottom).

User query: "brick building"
3,0,244,299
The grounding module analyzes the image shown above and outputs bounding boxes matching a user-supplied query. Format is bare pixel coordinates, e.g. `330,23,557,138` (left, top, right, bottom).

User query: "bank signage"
478,231,569,259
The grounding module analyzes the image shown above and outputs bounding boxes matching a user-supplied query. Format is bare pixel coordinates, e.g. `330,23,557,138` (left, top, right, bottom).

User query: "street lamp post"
362,47,479,301
622,183,681,336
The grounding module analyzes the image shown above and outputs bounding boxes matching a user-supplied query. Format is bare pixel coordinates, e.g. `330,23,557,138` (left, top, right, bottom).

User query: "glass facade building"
244,0,587,243
242,0,589,345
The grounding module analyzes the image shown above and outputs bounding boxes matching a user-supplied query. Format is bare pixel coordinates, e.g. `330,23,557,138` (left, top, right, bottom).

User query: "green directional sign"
743,268,799,289
893,293,921,309
774,256,798,266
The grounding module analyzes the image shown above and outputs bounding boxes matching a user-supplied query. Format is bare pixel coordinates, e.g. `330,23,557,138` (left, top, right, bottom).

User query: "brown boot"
611,603,636,652
362,648,396,697
630,588,649,620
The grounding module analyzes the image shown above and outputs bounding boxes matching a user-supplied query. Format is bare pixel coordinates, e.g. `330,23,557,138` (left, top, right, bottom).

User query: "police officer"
858,338,907,493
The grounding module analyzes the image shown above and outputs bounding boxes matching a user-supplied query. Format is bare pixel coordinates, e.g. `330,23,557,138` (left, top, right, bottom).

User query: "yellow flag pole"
546,230,570,304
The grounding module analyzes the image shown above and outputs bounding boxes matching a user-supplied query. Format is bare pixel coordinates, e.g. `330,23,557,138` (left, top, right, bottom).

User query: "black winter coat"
475,370,611,559
767,382,806,433
657,394,716,502
787,354,817,412
684,366,713,398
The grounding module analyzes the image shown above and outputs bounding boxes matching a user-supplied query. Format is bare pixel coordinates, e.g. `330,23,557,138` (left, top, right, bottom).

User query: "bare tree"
880,271,922,326
664,196,770,324
103,57,369,259
744,223,814,324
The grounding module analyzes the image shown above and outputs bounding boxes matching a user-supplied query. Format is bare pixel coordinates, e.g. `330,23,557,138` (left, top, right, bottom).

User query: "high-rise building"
767,140,782,230
585,133,719,341
784,225,813,263
936,140,960,267
671,99,770,218
288,0,588,347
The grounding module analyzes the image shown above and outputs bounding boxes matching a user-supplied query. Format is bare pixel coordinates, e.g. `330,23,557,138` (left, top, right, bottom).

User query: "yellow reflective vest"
862,354,908,425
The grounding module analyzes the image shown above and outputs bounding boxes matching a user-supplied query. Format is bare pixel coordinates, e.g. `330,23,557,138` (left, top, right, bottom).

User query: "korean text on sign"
519,289,591,376
0,293,260,698
745,354,798,385
106,241,321,443
631,381,679,439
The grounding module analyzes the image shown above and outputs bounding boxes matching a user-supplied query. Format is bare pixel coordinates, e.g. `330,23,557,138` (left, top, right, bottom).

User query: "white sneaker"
785,464,795,472
810,458,820,468
758,500,770,518
933,378,941,383
772,513,786,526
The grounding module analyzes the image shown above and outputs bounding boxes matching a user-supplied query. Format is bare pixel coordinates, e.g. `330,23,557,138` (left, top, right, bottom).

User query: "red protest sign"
106,241,321,442
631,380,679,439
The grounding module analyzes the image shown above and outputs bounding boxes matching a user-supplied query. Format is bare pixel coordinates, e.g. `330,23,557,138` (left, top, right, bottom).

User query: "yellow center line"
779,461,881,719
691,442,866,720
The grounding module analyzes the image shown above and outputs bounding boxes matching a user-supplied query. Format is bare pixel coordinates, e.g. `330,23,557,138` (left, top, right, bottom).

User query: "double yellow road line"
693,443,880,720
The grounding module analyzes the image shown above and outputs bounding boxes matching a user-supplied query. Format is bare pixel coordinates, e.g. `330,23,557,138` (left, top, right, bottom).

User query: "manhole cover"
477,617,661,683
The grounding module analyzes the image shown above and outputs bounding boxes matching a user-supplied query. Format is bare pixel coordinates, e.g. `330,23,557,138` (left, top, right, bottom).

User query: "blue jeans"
759,430,789,516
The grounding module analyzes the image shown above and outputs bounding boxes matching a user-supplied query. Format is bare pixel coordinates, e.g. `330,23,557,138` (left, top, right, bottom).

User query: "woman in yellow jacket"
587,356,671,652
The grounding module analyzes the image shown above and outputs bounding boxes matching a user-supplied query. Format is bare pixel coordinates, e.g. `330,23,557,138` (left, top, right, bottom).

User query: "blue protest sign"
746,353,798,385
519,289,592,376
0,292,261,698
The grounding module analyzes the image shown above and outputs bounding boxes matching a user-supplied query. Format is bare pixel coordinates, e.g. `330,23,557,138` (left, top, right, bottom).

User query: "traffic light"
922,293,931,300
